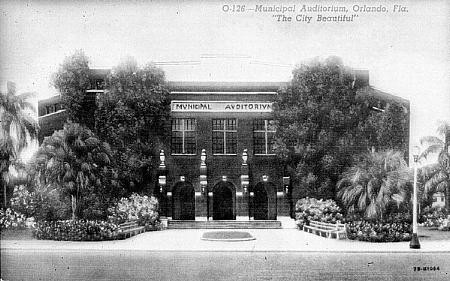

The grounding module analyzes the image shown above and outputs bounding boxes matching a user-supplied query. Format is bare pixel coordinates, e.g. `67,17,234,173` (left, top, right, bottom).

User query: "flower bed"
295,197,344,229
346,221,412,242
10,185,37,218
108,193,161,231
33,220,120,241
0,208,27,230
420,207,448,230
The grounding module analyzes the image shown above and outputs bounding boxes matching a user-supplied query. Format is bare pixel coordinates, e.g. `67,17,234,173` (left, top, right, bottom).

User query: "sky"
0,0,449,162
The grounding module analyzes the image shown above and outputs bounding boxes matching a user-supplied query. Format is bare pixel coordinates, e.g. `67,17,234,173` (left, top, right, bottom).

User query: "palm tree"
1,82,38,208
419,121,450,212
337,149,410,220
33,122,120,220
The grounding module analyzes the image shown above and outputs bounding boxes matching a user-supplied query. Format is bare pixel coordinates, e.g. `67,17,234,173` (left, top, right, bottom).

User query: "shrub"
346,220,412,242
437,218,450,231
10,185,38,218
420,206,447,228
33,220,120,241
0,208,27,230
295,197,344,229
108,193,160,231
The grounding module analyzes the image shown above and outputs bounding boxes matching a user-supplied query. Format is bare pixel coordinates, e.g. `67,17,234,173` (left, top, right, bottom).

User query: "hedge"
33,220,120,241
346,220,412,242
295,197,344,229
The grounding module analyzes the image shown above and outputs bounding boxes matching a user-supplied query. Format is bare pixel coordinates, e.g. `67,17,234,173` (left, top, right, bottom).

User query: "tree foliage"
95,57,170,193
337,150,410,220
273,57,371,199
33,123,122,220
1,82,38,208
52,50,93,128
273,57,409,201
360,102,409,152
419,121,450,211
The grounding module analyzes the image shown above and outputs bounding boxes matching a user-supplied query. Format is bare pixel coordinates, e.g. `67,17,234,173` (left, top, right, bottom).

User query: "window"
95,79,105,90
45,105,52,115
253,120,276,155
212,119,237,154
171,119,197,154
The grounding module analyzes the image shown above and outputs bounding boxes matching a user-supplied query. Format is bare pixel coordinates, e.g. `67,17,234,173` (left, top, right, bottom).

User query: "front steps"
167,220,282,229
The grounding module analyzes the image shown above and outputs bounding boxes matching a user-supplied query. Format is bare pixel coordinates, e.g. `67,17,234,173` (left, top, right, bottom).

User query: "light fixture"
159,150,165,167
410,145,420,249
412,146,420,163
201,149,206,164
242,149,248,165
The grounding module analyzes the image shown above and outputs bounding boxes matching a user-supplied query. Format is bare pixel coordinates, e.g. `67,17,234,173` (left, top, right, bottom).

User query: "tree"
95,57,170,193
337,150,410,220
52,50,93,128
359,102,409,153
419,121,450,212
33,123,122,220
1,82,38,208
273,57,372,200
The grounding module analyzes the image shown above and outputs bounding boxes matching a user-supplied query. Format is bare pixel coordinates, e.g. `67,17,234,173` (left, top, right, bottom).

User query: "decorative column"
240,149,250,220
158,150,167,217
199,149,208,220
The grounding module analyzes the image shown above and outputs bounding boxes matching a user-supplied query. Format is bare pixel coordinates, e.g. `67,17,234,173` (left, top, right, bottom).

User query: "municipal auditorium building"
38,69,410,224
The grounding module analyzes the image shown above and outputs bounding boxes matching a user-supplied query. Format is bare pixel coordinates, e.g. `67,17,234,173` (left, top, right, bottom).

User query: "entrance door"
173,182,195,220
213,182,234,220
254,183,269,220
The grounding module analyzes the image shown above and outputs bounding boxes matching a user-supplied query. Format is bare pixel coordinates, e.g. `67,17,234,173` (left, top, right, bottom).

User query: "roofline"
38,94,61,104
167,81,288,92
356,86,410,105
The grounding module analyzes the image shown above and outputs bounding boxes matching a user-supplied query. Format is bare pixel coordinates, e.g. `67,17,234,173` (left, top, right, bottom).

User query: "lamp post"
410,146,421,249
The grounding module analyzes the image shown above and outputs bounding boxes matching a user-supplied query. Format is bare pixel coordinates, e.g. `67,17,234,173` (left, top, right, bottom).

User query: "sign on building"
171,101,273,112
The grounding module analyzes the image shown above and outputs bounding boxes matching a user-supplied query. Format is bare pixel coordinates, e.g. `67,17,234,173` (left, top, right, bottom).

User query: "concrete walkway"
2,228,450,253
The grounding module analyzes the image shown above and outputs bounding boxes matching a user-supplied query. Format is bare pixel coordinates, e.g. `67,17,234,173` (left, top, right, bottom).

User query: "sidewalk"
2,228,450,253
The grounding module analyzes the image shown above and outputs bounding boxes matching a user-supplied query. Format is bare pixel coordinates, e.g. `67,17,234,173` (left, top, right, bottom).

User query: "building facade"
159,82,290,220
38,69,410,221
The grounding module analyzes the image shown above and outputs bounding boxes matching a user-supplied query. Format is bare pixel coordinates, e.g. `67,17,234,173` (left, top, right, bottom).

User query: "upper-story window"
44,103,63,115
212,119,237,155
95,79,105,90
45,105,52,115
253,119,276,155
171,118,197,155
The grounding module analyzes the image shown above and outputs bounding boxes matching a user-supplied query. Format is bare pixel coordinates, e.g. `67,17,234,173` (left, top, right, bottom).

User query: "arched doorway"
253,182,277,220
254,183,269,220
213,182,235,220
172,182,195,220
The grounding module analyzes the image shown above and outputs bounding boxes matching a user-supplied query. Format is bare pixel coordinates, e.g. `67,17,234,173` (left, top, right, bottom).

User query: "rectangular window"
212,119,237,154
171,119,197,154
95,79,105,90
253,120,276,155
45,105,53,115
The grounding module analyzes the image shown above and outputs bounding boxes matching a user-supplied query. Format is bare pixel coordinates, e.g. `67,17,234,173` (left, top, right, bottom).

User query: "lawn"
418,226,450,241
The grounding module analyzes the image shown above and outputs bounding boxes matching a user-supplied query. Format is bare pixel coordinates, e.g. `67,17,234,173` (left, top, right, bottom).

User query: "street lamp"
410,146,421,249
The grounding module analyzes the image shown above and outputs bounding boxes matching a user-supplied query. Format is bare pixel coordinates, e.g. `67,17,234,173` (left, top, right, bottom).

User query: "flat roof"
356,86,409,105
167,81,288,92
